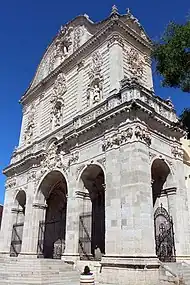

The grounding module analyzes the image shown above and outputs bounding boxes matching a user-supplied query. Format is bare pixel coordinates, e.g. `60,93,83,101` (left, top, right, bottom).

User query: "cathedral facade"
1,7,190,285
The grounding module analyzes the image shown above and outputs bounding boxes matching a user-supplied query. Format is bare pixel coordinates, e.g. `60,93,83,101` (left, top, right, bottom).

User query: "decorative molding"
87,51,103,106
5,177,16,190
126,47,144,79
97,157,106,168
107,34,124,48
76,164,86,179
73,26,84,52
171,145,183,159
68,151,79,166
134,125,151,146
102,124,151,151
24,103,35,144
32,202,47,210
50,72,66,127
77,59,85,71
27,170,37,183
40,142,68,177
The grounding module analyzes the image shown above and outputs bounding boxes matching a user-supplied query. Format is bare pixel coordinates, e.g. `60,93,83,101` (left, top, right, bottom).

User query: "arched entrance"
78,164,105,260
151,159,176,262
37,171,67,259
10,190,26,256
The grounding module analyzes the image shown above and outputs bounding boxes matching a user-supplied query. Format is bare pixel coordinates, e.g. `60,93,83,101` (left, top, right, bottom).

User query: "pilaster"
108,33,124,93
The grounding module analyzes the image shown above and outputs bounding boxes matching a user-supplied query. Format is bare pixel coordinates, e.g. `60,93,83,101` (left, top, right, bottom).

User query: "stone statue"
93,84,101,103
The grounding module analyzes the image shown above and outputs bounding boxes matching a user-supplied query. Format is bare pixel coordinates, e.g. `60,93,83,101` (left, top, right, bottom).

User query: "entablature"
4,80,183,178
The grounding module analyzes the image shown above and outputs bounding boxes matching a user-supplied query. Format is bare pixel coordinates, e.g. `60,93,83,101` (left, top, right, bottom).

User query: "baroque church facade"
1,6,190,285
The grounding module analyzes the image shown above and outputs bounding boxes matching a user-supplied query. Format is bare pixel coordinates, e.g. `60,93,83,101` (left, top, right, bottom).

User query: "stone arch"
76,160,106,185
36,170,68,259
45,137,58,150
10,190,26,257
78,164,105,260
151,158,174,207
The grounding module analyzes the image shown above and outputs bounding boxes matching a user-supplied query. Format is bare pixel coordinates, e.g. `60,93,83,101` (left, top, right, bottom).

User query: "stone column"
63,166,81,262
104,146,122,256
20,178,46,257
120,141,156,258
108,33,124,93
0,189,16,254
63,194,82,262
173,158,190,258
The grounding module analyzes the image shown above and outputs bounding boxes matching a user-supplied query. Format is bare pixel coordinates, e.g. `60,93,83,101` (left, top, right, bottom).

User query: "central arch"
37,170,67,259
78,164,105,260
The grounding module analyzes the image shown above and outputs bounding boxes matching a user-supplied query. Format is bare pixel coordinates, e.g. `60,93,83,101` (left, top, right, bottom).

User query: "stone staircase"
0,256,80,285
159,261,190,284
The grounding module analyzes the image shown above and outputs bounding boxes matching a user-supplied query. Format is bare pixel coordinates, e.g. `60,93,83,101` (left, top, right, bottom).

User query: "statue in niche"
52,73,67,102
87,80,103,106
51,101,63,127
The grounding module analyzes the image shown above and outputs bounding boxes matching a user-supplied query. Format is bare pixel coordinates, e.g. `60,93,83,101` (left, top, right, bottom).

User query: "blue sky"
0,0,190,204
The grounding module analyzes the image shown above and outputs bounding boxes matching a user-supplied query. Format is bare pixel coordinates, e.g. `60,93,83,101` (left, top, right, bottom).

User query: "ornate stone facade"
1,7,190,285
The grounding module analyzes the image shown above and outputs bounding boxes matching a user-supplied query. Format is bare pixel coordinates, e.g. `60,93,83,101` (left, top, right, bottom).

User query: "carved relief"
40,143,67,176
50,73,66,127
27,170,37,183
24,104,35,144
107,34,124,48
102,125,151,151
134,125,151,146
126,48,144,79
73,26,84,51
68,151,79,166
171,146,183,159
5,177,16,190
87,51,103,106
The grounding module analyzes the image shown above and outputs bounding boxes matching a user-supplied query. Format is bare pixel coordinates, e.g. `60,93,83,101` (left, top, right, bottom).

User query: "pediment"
29,16,96,90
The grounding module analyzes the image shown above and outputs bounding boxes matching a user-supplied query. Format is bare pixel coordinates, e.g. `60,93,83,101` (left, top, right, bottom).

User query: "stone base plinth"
99,256,160,285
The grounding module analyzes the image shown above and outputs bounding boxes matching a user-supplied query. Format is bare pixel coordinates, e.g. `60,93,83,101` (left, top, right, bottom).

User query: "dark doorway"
37,171,67,259
79,164,105,260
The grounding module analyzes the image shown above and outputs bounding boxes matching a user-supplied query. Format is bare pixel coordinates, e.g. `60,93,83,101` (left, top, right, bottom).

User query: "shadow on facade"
151,159,176,262
10,190,26,257
78,164,105,260
37,171,67,259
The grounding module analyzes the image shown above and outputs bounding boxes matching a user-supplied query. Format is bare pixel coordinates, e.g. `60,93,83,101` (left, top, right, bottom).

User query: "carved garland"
87,51,103,106
102,125,151,151
50,72,67,127
24,103,35,144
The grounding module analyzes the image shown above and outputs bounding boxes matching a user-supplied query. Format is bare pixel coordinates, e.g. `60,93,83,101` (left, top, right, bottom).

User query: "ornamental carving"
52,73,67,101
73,26,84,51
68,151,79,166
171,146,183,159
24,103,35,144
5,177,16,190
55,26,73,60
40,143,67,175
126,48,144,78
87,51,103,106
50,73,66,127
102,125,151,151
107,34,124,48
27,170,37,183
134,125,151,146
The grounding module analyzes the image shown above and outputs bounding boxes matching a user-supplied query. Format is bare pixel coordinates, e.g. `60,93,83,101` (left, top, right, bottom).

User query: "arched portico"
10,190,26,256
36,170,67,259
78,164,105,260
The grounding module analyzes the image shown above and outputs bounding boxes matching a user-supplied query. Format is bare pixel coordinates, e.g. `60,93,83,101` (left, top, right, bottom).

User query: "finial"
126,8,131,14
111,5,118,14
